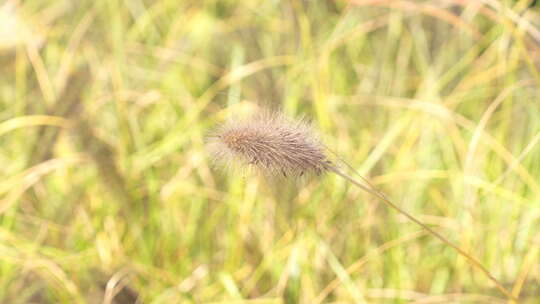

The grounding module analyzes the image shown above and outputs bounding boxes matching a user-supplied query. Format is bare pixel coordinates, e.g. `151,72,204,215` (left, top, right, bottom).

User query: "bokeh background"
1,0,540,303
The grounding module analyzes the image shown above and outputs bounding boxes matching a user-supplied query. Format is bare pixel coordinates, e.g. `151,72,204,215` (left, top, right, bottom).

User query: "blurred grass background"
1,0,540,303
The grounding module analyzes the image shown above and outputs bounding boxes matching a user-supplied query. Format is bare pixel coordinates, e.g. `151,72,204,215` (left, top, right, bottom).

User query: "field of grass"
1,0,540,303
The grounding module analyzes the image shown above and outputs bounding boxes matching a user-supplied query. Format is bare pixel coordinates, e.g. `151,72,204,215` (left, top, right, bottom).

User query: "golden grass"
1,0,540,303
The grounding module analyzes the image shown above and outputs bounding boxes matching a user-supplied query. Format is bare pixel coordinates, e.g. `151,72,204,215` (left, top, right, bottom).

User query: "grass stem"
329,166,516,301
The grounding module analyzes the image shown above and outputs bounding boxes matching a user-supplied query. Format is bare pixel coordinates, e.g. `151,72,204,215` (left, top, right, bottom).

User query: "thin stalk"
329,166,516,301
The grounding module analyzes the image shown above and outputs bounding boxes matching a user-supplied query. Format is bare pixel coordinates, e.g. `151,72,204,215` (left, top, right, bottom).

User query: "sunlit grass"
1,0,540,303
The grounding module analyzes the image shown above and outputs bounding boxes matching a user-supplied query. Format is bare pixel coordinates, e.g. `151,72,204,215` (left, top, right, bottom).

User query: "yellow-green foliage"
1,0,540,303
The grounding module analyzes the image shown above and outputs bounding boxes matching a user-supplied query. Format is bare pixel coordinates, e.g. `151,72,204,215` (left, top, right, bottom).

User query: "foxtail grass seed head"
207,110,516,301
207,111,331,177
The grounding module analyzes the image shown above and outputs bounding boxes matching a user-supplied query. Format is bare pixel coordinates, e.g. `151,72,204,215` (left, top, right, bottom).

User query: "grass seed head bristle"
207,110,331,177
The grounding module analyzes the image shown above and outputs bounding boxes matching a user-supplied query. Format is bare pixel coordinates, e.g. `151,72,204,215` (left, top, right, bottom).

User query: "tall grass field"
1,0,540,303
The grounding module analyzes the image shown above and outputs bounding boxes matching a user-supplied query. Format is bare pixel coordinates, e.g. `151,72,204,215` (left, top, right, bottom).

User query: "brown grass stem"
329,166,516,302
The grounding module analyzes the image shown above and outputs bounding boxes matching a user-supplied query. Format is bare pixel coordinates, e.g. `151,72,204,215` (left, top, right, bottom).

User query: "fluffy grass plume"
208,109,515,301
208,110,331,177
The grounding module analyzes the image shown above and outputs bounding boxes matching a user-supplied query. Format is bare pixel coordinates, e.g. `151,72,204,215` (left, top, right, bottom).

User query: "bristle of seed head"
207,110,331,177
